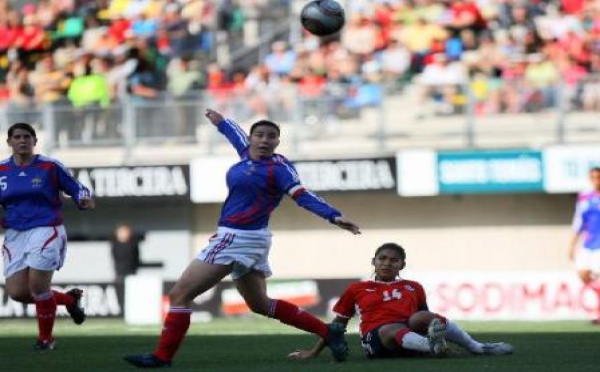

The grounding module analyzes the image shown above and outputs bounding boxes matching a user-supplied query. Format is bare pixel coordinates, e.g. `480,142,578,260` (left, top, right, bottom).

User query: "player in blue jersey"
125,108,361,368
569,167,600,324
0,122,95,351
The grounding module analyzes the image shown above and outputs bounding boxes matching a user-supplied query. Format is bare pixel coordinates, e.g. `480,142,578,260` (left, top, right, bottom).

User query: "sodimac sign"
415,271,597,320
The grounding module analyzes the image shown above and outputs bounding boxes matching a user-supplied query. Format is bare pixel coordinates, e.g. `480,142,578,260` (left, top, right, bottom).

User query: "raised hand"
205,108,225,126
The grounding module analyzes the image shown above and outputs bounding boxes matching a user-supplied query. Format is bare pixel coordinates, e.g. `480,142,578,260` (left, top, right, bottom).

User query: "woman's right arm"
287,316,350,360
204,108,249,157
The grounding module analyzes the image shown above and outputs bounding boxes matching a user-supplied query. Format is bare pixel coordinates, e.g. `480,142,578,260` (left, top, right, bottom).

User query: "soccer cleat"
478,342,514,355
124,354,172,368
65,288,86,325
325,322,349,362
427,318,449,356
33,338,55,352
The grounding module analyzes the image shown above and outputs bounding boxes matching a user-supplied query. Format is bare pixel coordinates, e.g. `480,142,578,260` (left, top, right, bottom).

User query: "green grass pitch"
0,318,598,371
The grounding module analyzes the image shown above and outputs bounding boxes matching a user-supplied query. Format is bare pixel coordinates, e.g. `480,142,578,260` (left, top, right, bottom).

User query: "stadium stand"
0,0,599,164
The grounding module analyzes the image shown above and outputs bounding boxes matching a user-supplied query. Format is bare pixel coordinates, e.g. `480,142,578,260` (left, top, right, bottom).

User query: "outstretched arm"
291,188,361,235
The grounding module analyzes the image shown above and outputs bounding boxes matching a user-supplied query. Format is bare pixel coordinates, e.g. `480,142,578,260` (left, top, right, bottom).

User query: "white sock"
445,320,482,352
400,331,431,352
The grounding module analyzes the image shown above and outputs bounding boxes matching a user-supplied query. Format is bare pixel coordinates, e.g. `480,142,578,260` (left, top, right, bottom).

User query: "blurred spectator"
30,54,72,104
110,223,142,283
264,41,296,77
379,38,411,88
167,56,204,97
417,52,468,115
167,56,205,137
67,57,110,108
523,53,559,109
161,3,190,58
342,14,380,59
5,61,36,109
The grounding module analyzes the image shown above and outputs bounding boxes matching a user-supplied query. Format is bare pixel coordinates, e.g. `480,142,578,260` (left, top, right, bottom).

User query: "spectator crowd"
0,0,599,119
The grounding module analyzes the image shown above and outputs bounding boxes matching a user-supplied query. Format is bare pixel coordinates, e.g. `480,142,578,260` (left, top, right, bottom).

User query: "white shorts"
2,225,67,278
574,247,600,273
196,226,272,280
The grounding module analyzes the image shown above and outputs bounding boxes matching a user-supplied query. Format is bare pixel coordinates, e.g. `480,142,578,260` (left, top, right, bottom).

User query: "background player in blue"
0,122,95,351
125,108,361,368
568,166,600,324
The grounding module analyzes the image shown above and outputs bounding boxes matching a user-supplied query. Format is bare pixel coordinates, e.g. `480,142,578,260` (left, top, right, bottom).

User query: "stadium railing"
0,76,598,162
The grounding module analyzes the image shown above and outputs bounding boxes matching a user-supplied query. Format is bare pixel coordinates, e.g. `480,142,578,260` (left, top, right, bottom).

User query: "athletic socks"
395,328,431,352
52,290,75,307
269,299,329,339
445,320,482,352
154,307,192,362
34,292,57,342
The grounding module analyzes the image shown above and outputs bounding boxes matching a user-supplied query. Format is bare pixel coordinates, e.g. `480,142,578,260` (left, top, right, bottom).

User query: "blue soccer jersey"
217,118,341,230
0,155,92,230
572,190,600,250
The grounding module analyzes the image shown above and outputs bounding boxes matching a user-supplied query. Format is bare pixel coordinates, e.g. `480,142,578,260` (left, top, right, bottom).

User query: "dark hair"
374,242,406,260
590,167,600,174
8,122,36,138
250,120,280,136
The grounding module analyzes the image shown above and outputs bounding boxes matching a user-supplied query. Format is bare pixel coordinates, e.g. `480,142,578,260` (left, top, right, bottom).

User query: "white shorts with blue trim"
2,225,67,278
575,247,600,273
196,226,273,280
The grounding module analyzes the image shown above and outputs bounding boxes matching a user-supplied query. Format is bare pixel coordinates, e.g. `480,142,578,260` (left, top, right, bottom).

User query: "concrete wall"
0,192,578,283
192,192,577,279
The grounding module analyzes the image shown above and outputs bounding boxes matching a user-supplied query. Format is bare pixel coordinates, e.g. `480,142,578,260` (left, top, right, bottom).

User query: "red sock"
270,300,328,339
52,290,75,307
393,328,411,346
154,308,191,362
590,280,600,319
34,293,57,342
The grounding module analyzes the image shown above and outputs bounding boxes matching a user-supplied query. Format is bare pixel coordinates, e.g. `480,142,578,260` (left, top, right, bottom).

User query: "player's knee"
579,272,593,284
168,288,191,307
7,288,31,303
408,311,435,334
245,299,269,316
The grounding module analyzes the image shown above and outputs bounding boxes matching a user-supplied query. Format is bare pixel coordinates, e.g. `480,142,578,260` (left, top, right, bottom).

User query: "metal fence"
0,77,598,161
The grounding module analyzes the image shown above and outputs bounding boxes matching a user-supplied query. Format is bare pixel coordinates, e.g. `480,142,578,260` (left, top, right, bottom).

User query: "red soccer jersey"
333,279,428,335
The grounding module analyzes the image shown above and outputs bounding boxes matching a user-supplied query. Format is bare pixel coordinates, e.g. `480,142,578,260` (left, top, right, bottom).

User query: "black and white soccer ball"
300,0,346,37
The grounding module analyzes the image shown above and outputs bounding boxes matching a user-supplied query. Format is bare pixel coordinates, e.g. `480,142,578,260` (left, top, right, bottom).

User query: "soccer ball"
300,0,346,37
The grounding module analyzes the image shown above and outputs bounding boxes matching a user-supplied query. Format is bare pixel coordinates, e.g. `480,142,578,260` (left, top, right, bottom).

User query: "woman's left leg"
29,268,56,349
234,270,329,338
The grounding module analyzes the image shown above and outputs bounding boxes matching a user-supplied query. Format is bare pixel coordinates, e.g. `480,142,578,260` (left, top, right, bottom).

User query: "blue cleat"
325,322,349,362
33,338,55,352
124,353,171,368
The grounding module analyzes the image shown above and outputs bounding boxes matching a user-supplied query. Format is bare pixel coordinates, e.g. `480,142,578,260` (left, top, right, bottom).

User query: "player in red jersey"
288,243,514,360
